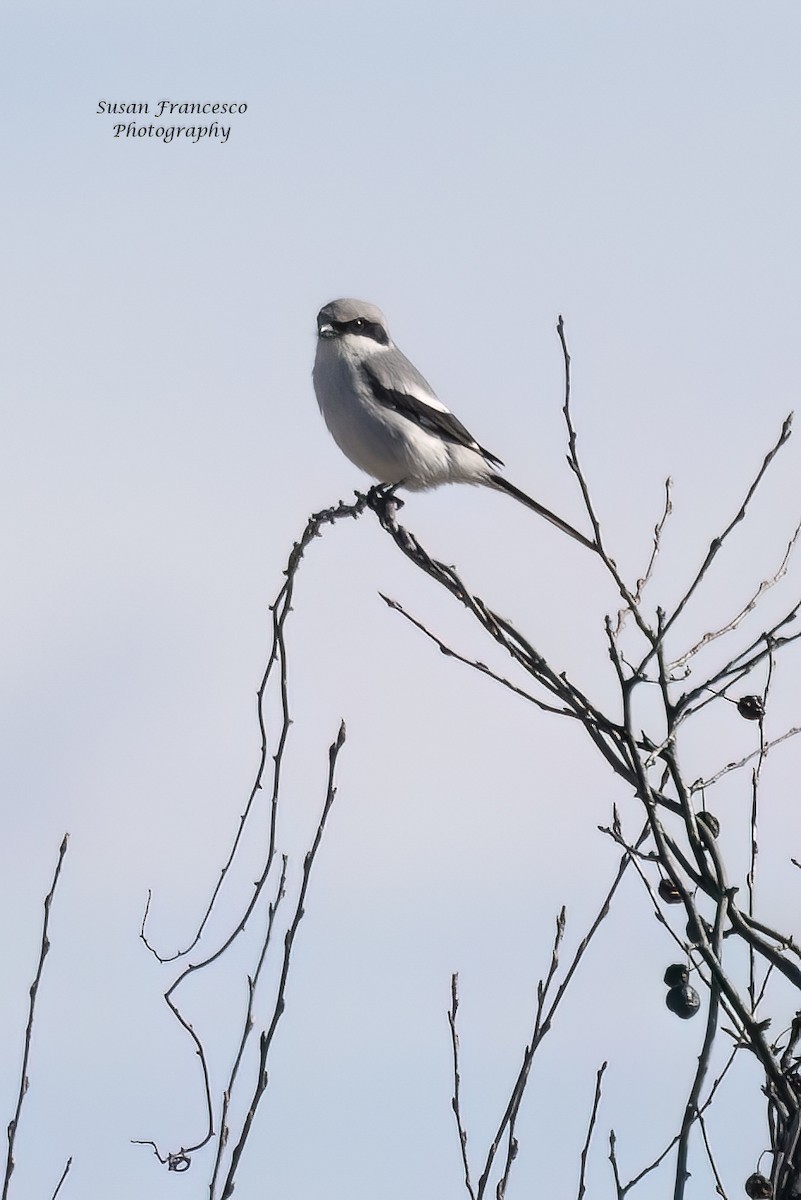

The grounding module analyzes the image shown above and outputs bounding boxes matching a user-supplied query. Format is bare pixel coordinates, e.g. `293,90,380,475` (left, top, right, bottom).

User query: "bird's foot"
367,483,405,525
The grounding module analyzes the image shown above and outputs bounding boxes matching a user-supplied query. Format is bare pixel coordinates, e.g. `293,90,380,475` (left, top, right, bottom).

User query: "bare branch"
128,348,801,1198
368,494,642,804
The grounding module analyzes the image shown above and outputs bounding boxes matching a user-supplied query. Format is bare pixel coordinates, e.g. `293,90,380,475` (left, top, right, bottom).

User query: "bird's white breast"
313,338,453,486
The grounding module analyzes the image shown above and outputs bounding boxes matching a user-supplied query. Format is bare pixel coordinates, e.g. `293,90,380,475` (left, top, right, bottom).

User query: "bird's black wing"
360,353,504,467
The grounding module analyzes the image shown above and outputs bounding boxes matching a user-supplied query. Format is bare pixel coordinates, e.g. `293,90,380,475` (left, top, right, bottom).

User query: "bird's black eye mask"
330,317,390,346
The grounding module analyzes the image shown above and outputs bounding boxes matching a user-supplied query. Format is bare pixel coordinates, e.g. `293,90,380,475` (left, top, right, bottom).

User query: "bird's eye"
352,318,365,331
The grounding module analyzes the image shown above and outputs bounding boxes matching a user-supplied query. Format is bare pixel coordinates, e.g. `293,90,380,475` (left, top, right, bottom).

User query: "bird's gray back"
361,344,442,405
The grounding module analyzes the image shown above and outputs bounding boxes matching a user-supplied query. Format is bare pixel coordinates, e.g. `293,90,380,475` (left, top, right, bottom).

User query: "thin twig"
368,494,643,810
49,1158,72,1200
475,909,567,1200
2,834,69,1200
613,477,673,637
674,893,727,1200
748,654,774,1011
577,1063,607,1200
696,1110,729,1198
379,593,582,720
614,1044,740,1196
540,844,637,1037
668,519,801,671
136,498,369,1166
558,316,657,642
652,413,794,657
140,495,369,963
473,836,635,1200
609,1131,625,1200
219,722,347,1200
208,856,289,1200
448,975,477,1200
690,726,801,792
676,596,801,715
609,627,797,1115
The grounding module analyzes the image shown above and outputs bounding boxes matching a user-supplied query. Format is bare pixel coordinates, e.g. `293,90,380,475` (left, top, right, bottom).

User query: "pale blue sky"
2,4,801,1198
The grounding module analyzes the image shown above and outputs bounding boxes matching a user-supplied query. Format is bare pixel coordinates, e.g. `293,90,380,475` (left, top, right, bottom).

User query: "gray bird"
312,298,593,549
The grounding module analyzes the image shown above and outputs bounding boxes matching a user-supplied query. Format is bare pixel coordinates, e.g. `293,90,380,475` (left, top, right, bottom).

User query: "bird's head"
316,299,391,348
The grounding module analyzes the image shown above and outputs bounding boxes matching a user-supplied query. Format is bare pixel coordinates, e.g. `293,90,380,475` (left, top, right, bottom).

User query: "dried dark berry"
697,811,720,838
664,963,689,987
686,915,713,945
737,695,765,722
658,877,683,904
745,1172,773,1198
665,983,701,1019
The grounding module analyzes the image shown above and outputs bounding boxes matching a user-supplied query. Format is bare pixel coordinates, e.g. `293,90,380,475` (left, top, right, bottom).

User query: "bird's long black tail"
487,474,596,551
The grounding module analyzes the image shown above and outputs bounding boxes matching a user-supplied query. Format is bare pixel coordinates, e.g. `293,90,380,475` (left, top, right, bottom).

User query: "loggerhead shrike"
312,299,594,550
